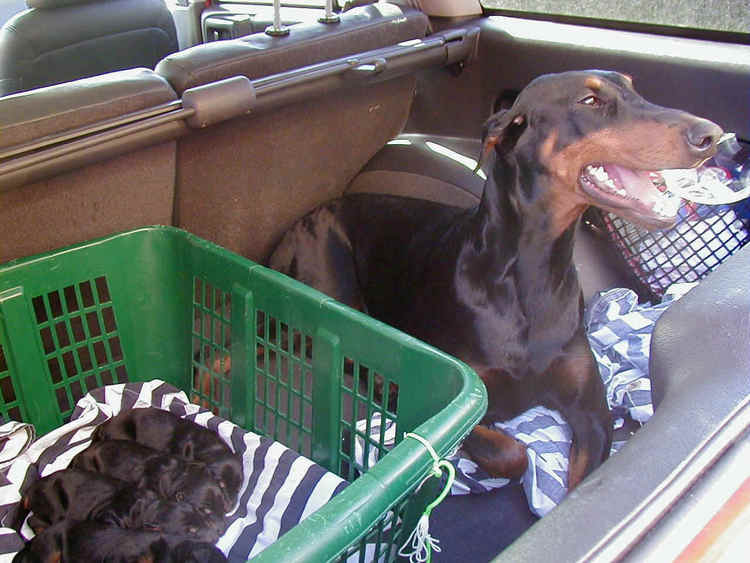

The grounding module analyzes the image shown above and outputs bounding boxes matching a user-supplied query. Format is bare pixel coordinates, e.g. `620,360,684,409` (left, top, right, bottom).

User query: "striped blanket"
449,283,696,516
0,380,347,562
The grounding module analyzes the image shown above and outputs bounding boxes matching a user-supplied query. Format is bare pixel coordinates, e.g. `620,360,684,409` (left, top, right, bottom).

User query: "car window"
481,0,749,35
0,0,26,27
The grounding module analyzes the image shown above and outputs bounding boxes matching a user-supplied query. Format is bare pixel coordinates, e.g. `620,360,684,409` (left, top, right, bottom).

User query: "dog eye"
189,526,198,534
175,491,185,502
579,95,603,107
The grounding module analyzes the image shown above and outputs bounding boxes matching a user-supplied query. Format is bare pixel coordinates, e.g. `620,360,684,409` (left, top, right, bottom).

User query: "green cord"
424,459,456,517
398,434,457,563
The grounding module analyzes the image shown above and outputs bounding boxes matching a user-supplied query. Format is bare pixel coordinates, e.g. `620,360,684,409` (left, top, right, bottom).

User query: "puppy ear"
181,441,194,460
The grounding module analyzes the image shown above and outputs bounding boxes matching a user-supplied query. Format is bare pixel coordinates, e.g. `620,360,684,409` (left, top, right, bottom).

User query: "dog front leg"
463,368,529,479
563,398,611,489
462,425,529,479
541,335,612,489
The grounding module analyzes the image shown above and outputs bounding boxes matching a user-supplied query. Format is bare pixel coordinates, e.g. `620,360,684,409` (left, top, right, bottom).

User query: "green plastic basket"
0,226,485,562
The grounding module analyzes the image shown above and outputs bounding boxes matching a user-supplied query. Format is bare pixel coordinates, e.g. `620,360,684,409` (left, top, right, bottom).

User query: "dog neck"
470,155,583,294
456,154,585,370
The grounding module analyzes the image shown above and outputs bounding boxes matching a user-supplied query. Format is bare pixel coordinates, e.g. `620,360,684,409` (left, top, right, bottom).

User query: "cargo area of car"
0,0,749,561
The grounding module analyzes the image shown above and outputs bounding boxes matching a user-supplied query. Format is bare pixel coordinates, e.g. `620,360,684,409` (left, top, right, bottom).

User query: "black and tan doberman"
268,70,723,488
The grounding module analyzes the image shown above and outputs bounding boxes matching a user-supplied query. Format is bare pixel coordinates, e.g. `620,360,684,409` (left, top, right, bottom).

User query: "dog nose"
685,118,723,156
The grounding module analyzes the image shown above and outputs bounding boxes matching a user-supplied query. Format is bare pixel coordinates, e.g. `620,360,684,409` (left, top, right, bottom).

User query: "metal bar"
0,100,183,162
0,108,194,176
251,33,451,91
214,0,327,8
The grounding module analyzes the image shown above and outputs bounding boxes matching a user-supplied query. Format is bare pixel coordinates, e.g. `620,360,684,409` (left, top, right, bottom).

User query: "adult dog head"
481,70,723,234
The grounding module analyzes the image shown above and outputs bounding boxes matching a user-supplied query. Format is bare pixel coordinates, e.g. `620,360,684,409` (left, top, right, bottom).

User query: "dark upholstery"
0,0,178,96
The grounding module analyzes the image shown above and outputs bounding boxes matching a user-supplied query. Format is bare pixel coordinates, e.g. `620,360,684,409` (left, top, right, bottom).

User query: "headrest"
27,0,107,9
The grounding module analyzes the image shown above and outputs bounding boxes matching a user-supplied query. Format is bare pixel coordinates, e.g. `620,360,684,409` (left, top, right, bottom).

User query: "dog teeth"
585,165,627,197
589,165,609,182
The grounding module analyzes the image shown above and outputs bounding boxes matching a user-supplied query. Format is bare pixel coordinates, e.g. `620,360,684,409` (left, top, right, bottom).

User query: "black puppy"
22,469,123,533
95,488,223,543
22,469,127,533
71,440,229,519
13,520,227,563
94,408,242,506
23,468,223,541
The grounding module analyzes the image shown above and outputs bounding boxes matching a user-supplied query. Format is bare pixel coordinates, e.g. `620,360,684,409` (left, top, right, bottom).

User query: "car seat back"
0,0,178,96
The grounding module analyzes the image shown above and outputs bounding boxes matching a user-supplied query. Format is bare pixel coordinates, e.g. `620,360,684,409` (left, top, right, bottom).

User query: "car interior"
0,0,748,560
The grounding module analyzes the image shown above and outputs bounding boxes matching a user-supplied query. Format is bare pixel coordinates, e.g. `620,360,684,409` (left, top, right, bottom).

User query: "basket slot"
254,308,315,458
0,344,23,422
191,277,234,417
0,287,58,431
25,276,129,424
333,497,409,563
338,357,400,482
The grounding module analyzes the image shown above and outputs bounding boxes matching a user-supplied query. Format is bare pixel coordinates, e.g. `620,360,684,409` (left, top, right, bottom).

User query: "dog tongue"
607,165,656,199
605,164,681,218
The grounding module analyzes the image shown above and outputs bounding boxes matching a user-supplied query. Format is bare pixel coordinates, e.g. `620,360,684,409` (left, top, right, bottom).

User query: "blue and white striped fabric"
0,380,347,562
448,283,696,517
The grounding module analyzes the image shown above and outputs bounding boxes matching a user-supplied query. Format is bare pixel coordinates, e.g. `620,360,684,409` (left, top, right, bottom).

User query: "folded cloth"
0,380,347,561
0,422,35,470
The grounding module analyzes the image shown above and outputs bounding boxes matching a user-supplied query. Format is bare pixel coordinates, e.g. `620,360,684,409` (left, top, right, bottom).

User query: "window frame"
480,4,750,45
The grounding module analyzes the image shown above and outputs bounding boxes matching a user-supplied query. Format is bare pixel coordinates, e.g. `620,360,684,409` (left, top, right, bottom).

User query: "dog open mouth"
579,163,682,230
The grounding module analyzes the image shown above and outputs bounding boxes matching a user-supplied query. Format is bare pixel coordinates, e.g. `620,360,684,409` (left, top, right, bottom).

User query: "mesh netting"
598,199,750,298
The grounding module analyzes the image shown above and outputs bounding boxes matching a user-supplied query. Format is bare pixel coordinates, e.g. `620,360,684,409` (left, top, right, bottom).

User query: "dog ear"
487,111,527,154
476,110,528,171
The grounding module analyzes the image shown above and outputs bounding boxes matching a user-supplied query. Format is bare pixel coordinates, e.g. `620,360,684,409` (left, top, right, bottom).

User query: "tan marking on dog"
537,128,589,236
568,447,590,490
464,425,529,479
554,122,701,178
477,134,499,169
539,129,558,164
584,76,603,91
542,120,703,236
